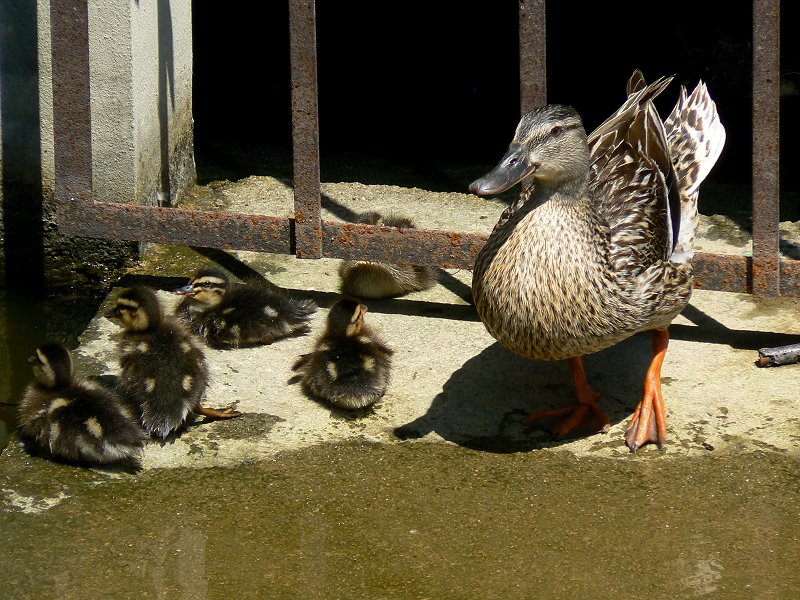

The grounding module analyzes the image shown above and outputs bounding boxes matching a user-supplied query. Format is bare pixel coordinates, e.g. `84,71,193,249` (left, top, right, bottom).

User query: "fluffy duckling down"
18,342,148,466
338,212,437,299
293,297,393,410
174,266,317,349
105,286,240,439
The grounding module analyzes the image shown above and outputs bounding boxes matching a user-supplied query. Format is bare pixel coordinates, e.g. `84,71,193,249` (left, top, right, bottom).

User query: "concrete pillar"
0,0,196,285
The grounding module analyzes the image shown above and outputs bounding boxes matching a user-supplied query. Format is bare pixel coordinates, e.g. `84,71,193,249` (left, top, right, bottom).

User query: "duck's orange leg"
625,328,669,452
526,356,610,439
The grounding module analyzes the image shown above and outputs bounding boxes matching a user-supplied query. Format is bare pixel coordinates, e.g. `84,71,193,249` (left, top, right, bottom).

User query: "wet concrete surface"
2,440,798,599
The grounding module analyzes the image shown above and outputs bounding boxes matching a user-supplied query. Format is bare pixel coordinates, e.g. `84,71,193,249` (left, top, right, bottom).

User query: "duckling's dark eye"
550,125,563,137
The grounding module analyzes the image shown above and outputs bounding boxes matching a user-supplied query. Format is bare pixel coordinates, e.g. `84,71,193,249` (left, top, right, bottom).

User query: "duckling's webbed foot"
195,404,242,420
525,356,610,440
625,329,669,452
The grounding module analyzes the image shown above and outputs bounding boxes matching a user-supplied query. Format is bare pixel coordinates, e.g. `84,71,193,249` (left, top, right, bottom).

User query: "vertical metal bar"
288,0,322,259
50,0,93,202
751,0,781,296
518,0,547,115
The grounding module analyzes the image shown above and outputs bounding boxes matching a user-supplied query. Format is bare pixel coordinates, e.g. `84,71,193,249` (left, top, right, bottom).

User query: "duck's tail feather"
666,82,726,197
626,69,647,95
665,81,726,262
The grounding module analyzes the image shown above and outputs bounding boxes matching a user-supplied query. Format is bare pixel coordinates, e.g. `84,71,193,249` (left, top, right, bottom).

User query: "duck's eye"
550,125,563,137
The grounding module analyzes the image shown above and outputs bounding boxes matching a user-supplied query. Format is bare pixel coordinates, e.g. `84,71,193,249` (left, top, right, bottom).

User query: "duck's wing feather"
587,75,680,274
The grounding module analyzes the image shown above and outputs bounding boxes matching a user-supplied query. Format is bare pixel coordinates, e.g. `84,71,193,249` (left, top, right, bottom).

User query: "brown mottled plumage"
339,212,437,299
470,71,725,451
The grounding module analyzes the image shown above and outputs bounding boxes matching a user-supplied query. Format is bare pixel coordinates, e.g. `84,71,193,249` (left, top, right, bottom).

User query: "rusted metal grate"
51,0,797,296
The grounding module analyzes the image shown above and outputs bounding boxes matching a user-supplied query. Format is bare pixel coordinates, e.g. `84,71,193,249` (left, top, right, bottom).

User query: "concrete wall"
0,0,196,285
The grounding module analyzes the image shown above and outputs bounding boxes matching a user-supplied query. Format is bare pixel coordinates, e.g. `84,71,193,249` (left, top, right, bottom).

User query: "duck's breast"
473,200,633,361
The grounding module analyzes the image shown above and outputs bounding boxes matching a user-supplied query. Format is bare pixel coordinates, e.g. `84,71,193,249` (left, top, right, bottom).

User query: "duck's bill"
103,308,121,320
173,283,197,296
468,146,536,196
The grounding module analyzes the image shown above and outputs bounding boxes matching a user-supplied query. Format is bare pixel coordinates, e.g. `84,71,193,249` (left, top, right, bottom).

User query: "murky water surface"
2,441,798,598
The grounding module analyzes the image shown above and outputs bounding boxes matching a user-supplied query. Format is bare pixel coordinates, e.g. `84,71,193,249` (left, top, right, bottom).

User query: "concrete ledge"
3,178,800,509
3,243,799,491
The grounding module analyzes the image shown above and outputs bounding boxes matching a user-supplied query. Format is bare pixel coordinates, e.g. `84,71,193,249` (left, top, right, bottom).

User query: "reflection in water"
3,443,799,597
683,555,724,596
49,526,208,599
146,527,208,599
0,290,47,448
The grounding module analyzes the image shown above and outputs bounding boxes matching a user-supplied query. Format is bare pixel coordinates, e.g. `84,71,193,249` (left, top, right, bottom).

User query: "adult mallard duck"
470,71,725,451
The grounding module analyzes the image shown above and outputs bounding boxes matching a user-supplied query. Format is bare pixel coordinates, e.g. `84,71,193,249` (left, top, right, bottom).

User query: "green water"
2,440,798,598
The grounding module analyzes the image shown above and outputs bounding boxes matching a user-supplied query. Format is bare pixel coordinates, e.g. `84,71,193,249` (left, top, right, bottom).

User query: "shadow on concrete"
157,0,175,205
394,302,800,453
676,303,799,350
395,335,654,454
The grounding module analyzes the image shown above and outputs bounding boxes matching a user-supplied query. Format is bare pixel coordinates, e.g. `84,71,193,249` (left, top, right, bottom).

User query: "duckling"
18,342,148,466
338,212,438,298
292,297,394,410
174,266,318,349
105,286,240,439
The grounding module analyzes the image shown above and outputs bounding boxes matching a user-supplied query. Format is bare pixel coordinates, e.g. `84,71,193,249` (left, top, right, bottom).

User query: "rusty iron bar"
692,253,752,293
51,0,93,201
778,261,800,297
321,222,486,269
57,200,292,253
693,252,800,295
288,0,322,259
48,1,799,298
751,0,781,296
518,0,547,114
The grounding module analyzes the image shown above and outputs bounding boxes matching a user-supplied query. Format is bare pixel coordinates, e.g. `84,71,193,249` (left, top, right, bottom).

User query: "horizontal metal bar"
693,253,752,293
693,253,800,295
57,199,292,253
778,261,800,297
57,197,800,295
321,222,486,269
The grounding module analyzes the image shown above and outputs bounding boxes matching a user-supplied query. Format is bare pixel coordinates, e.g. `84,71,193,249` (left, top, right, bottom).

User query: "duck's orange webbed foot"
195,404,242,420
526,356,610,440
625,329,669,452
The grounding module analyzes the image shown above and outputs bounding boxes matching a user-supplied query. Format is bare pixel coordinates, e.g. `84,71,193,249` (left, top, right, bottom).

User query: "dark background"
192,1,798,199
